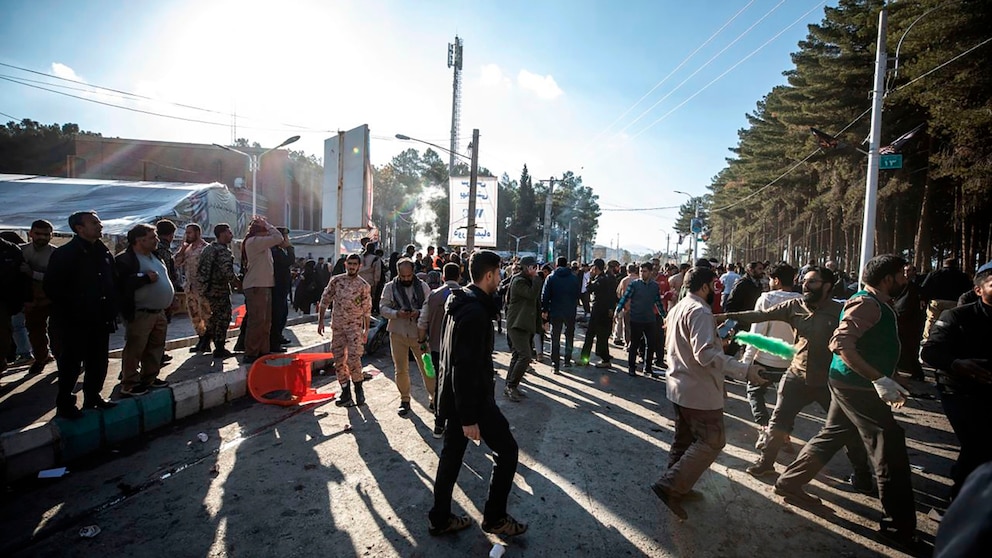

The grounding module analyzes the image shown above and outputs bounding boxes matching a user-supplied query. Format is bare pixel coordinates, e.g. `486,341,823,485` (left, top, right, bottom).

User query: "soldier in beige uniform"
174,223,211,353
318,253,372,407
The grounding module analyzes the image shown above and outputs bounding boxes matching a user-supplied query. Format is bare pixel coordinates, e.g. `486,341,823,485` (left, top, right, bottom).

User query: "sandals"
428,513,472,536
482,514,528,536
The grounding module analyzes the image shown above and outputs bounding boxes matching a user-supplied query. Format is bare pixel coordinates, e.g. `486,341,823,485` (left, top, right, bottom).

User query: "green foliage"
0,119,100,176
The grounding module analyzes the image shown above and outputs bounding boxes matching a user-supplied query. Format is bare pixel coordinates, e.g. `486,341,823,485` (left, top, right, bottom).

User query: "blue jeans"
11,312,32,357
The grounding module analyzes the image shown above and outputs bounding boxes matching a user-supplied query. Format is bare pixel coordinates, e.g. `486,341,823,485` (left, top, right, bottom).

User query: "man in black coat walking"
428,250,528,538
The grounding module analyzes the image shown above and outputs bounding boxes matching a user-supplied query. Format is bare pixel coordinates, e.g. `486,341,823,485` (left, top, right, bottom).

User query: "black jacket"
114,248,164,322
921,266,973,302
587,272,618,317
436,284,498,426
921,300,992,392
43,236,118,330
725,276,763,328
271,245,295,294
0,238,30,314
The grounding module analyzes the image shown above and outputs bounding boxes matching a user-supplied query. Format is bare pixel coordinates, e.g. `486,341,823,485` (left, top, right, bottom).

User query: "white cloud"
479,64,511,88
51,62,82,82
516,69,563,100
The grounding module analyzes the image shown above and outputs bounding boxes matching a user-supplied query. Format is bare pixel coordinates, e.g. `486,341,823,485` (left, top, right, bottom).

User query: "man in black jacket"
580,258,618,368
428,250,528,538
269,227,294,352
921,257,973,344
44,211,119,418
724,261,765,330
921,264,992,500
0,236,30,378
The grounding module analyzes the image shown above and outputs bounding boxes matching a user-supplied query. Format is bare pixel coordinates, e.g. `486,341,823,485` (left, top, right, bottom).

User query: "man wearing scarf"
381,257,434,417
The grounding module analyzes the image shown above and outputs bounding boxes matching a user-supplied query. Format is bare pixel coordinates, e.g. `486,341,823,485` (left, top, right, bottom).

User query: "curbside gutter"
1,316,332,485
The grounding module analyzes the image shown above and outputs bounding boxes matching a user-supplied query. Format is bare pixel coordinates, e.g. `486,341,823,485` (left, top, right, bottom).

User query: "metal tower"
447,36,463,177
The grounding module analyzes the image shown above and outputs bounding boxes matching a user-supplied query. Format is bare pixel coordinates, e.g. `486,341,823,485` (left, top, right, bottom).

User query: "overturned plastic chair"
247,353,336,406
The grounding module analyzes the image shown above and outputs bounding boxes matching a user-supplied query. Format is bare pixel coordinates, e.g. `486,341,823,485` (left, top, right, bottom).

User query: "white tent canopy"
0,174,239,236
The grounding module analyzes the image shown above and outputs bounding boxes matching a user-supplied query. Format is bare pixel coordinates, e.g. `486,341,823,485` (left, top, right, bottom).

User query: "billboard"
322,124,373,230
447,176,498,247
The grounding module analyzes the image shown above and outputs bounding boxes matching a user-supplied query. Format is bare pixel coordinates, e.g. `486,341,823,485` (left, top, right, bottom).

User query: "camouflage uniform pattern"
320,273,372,385
197,242,237,344
175,238,210,336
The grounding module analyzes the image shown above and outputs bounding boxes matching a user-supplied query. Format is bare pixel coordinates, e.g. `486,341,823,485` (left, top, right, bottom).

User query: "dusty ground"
2,322,953,557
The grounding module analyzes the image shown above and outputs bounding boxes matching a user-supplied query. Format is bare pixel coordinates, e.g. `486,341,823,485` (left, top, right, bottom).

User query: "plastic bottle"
421,344,436,378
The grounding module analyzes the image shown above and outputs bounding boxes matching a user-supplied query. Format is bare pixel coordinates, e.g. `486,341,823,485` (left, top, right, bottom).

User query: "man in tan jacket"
381,257,433,417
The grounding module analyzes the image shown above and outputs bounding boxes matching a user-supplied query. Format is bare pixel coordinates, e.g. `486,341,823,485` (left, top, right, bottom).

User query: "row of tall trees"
677,0,991,273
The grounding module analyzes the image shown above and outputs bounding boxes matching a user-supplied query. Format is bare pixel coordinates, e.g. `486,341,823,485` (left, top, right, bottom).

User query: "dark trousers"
549,315,576,368
270,287,290,347
580,312,613,363
746,366,787,426
758,373,869,471
580,292,590,315
658,404,726,496
55,322,110,410
628,320,659,373
654,316,666,367
430,407,519,525
778,383,916,533
939,387,992,499
506,328,532,388
897,316,924,376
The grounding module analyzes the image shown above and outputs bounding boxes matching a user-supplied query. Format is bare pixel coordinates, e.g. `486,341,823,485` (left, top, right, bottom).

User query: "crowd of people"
3,215,989,552
318,246,988,552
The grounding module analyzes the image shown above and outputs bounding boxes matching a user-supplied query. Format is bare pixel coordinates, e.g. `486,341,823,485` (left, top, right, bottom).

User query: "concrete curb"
1,330,333,484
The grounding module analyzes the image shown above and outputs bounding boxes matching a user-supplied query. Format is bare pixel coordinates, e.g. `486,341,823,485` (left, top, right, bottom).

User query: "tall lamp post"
674,190,700,262
508,233,528,258
396,130,480,251
213,135,300,217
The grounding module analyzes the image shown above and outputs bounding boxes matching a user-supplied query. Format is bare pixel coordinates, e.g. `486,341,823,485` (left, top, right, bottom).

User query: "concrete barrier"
1,422,59,482
171,380,202,421
199,373,230,410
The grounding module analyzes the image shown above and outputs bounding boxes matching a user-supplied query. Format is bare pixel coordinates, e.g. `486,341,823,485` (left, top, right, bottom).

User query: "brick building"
66,136,322,231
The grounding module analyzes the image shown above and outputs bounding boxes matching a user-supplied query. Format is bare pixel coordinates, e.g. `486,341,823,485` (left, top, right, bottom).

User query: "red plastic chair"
229,304,246,329
247,353,336,406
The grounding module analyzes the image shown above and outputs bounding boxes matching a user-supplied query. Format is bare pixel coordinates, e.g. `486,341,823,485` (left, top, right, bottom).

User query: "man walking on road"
580,258,618,368
418,262,462,438
504,256,539,402
197,224,241,359
44,211,119,418
115,224,175,397
380,257,434,417
541,256,581,374
317,253,371,407
428,250,528,538
774,254,918,549
617,262,664,376
174,223,211,353
651,267,767,520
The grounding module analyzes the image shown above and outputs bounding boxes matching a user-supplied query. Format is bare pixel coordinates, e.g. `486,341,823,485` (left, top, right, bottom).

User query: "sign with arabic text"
447,176,498,247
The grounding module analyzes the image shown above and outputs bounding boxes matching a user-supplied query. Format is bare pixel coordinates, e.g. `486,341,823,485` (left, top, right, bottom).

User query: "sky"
0,0,835,254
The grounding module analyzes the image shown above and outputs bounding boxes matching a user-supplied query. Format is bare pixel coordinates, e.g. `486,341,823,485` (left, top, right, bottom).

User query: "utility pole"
466,128,480,252
541,177,555,262
447,36,463,179
858,7,887,286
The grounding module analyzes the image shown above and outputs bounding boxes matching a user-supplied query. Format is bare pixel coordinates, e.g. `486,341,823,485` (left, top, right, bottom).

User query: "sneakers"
397,401,411,417
774,483,821,506
10,355,34,367
120,385,149,397
562,360,573,369
650,482,688,520
428,513,472,536
594,360,612,369
746,460,777,478
503,386,522,402
147,378,170,389
83,398,118,410
432,419,445,439
482,514,528,536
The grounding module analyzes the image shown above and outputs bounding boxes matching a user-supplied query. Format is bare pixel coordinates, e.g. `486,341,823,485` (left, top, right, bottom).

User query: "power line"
0,110,21,121
631,1,827,140
584,1,757,150
893,35,992,93
610,0,787,142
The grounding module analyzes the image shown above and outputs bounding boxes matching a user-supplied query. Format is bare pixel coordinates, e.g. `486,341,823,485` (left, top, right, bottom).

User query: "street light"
396,130,481,252
674,190,700,262
213,135,300,217
508,233,528,258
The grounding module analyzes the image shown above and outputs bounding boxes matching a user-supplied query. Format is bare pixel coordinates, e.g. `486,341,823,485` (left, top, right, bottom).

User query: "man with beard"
380,257,434,417
20,219,59,374
715,267,871,487
197,224,241,359
317,253,372,407
651,267,768,519
504,256,540,402
724,261,765,329
617,262,664,376
775,255,918,550
174,223,211,353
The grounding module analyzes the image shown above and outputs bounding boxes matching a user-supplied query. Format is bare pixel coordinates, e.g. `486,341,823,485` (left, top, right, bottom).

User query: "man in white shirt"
719,264,742,309
651,266,767,520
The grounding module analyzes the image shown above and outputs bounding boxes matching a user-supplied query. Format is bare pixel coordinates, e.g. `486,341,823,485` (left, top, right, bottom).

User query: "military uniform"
154,239,180,320
174,238,210,336
197,242,237,351
320,273,371,385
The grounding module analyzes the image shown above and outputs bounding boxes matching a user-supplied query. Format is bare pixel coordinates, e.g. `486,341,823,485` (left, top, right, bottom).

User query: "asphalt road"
3,326,952,557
